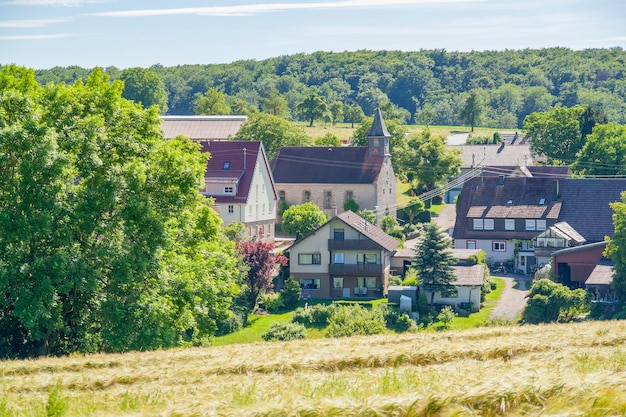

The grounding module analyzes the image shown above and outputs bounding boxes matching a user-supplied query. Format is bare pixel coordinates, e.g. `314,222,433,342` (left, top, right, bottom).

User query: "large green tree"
606,191,626,308
194,87,231,115
296,92,329,126
412,223,458,304
572,123,626,176
459,89,485,132
0,66,240,357
234,112,312,160
119,67,168,113
281,203,327,239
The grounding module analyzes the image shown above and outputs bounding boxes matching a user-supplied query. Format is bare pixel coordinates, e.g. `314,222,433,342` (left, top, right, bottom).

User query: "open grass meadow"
3,320,626,416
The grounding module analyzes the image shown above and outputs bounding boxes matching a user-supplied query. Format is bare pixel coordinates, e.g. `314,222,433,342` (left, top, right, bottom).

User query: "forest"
29,47,626,128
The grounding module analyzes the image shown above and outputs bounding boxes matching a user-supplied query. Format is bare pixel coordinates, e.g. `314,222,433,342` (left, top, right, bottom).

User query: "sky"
1,0,625,70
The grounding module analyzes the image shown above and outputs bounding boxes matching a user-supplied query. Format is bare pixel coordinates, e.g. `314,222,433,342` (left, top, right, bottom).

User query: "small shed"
388,286,418,304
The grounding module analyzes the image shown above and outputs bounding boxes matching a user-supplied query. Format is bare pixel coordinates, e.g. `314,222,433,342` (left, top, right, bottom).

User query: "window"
334,228,345,240
222,161,230,170
537,220,546,231
359,254,377,264
333,277,344,289
298,253,321,265
484,219,494,230
493,241,506,252
345,191,354,203
299,279,320,289
525,220,536,231
334,253,345,264
278,190,285,201
323,190,333,209
473,219,484,230
224,186,234,194
505,219,515,231
466,240,476,249
228,205,234,214
302,190,311,203
357,277,377,289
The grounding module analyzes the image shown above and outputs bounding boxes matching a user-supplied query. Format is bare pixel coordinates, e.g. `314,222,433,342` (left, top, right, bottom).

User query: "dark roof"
336,211,399,252
452,265,485,286
367,108,390,138
453,176,562,240
551,240,608,257
200,141,276,204
160,115,247,141
270,146,384,184
558,178,626,242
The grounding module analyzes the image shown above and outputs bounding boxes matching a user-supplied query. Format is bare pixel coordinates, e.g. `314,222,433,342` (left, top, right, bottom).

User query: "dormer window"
224,186,234,194
223,161,230,170
539,198,545,205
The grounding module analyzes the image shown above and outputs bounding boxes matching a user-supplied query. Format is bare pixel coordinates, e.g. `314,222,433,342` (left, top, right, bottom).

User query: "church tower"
367,108,391,157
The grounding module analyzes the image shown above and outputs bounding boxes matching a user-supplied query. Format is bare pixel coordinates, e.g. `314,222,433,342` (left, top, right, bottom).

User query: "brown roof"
270,146,384,184
585,264,614,286
160,116,247,141
453,176,562,240
336,211,400,252
200,141,276,204
452,265,485,286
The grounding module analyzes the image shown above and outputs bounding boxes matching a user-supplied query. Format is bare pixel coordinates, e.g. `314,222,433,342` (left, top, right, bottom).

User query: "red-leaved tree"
236,240,288,310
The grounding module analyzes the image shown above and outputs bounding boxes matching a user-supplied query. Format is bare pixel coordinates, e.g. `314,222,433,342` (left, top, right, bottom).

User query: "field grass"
3,320,626,416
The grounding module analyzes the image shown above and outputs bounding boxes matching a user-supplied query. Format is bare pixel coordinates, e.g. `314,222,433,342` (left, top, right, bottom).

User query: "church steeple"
367,108,391,157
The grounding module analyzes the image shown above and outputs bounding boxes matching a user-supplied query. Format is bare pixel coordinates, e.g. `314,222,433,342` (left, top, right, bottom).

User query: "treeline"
29,47,626,128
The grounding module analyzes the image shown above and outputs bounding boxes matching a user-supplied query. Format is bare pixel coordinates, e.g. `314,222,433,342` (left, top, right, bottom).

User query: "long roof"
160,115,247,141
270,146,384,184
452,265,485,286
585,264,614,286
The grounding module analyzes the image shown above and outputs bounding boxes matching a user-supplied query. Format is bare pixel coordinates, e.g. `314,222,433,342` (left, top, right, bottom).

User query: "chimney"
553,180,560,200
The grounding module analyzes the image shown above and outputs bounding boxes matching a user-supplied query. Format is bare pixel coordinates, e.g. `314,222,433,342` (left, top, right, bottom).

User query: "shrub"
522,279,590,324
401,269,419,286
437,305,457,329
292,304,333,326
280,276,301,310
380,304,415,332
388,274,403,286
262,322,307,341
262,292,284,313
326,305,385,337
215,311,244,336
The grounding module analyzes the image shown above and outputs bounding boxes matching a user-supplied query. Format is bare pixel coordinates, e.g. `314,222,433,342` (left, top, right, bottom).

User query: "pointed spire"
367,108,390,138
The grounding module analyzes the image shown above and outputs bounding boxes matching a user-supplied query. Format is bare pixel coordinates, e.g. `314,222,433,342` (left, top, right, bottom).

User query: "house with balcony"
270,109,396,223
200,140,277,242
285,210,399,298
533,221,586,268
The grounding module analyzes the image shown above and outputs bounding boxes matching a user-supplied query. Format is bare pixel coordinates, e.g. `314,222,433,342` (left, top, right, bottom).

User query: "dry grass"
2,321,626,416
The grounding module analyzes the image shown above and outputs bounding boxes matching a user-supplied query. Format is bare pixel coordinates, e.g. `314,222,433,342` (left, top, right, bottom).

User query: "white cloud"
2,0,107,5
0,18,69,28
0,32,76,40
90,0,484,18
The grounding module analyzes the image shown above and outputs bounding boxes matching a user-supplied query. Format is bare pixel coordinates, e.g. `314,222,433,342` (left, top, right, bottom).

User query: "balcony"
328,239,381,251
328,263,384,275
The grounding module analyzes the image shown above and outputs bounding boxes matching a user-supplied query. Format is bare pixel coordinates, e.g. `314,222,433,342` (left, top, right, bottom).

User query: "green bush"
437,305,457,329
292,304,333,326
215,311,244,336
388,274,403,286
280,276,301,310
326,305,386,337
262,292,284,313
380,304,414,332
261,322,307,341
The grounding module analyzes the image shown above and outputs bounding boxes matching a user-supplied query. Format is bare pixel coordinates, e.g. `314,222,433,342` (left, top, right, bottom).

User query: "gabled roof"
160,116,247,141
453,176,562,240
452,144,534,168
452,265,485,286
286,210,399,253
585,264,614,286
558,178,626,242
200,141,276,204
543,221,586,245
368,108,390,138
270,146,385,184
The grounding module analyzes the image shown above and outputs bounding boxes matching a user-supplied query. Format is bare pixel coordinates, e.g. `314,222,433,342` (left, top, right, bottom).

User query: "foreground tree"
281,203,327,239
606,191,626,308
0,66,240,357
522,279,590,323
237,240,287,311
413,223,458,304
572,123,626,176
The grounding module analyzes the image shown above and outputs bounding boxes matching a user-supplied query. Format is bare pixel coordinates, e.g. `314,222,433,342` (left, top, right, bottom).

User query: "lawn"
442,277,506,330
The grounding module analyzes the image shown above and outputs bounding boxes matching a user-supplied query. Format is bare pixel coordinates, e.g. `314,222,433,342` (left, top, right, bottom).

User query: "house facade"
286,210,399,299
270,109,396,223
200,141,277,242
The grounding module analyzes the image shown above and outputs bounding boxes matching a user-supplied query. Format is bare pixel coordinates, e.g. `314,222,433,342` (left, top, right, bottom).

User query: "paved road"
489,274,530,321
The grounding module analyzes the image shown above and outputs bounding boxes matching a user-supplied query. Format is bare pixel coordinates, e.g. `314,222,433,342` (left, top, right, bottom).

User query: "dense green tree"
280,276,302,310
329,101,344,125
343,103,365,128
194,87,231,115
415,103,436,127
413,223,458,305
315,133,341,147
522,279,590,324
0,66,240,357
223,221,248,241
260,90,289,118
281,203,327,239
343,198,359,213
120,67,168,113
402,197,425,224
572,123,626,176
606,192,626,308
380,215,399,234
459,89,485,132
358,209,376,225
233,112,312,160
404,129,462,192
524,105,602,163
297,92,329,126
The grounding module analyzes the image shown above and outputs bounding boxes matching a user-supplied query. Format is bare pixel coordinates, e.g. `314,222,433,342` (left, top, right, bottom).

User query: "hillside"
4,320,626,416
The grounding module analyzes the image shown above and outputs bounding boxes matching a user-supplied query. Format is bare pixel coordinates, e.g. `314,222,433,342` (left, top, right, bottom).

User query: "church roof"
367,108,390,138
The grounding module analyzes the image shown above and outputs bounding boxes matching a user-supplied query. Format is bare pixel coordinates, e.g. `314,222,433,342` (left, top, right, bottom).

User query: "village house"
285,210,399,299
270,109,396,223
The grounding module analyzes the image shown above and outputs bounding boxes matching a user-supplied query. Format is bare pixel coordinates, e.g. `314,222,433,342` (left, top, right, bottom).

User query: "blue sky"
1,0,625,70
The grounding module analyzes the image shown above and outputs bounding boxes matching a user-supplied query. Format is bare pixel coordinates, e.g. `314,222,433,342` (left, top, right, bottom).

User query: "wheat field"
2,321,626,416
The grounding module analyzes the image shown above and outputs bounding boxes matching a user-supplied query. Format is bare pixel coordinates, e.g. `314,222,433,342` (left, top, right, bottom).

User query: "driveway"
489,273,530,321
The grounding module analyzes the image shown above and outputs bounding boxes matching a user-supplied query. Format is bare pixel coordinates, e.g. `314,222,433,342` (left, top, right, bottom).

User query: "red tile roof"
337,211,399,252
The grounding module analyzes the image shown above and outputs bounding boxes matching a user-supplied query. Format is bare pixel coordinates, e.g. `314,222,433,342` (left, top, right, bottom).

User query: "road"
489,273,530,321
